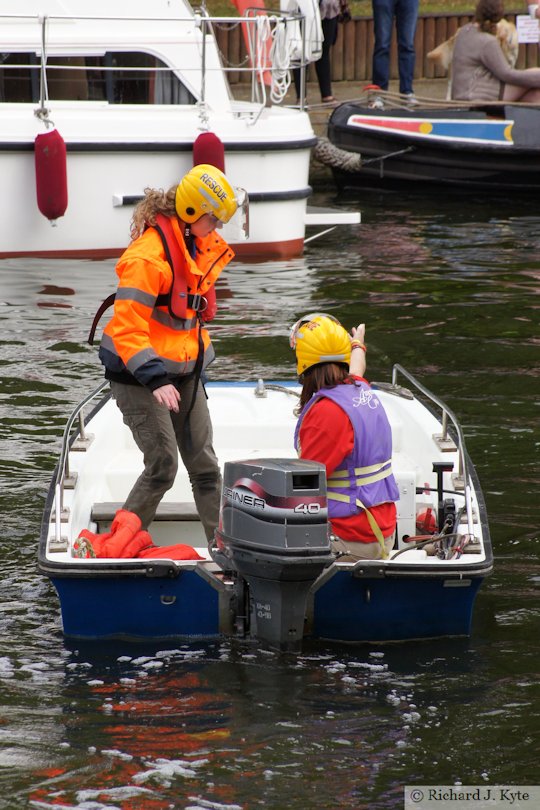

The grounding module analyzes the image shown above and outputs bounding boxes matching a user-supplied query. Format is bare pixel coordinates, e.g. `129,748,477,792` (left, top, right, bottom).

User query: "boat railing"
391,364,477,538
1,9,316,121
52,380,109,544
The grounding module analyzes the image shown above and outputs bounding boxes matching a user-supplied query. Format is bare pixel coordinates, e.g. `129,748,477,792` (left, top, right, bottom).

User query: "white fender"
279,0,323,63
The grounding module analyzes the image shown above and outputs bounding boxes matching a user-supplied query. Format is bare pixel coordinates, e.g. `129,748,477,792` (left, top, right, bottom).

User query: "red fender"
34,128,68,221
193,131,225,172
192,132,226,321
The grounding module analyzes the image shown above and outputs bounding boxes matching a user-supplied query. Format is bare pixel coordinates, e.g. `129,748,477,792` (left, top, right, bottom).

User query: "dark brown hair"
474,0,504,33
296,363,351,413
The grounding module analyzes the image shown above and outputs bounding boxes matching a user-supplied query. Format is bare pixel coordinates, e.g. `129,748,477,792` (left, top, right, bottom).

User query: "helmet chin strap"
183,223,196,259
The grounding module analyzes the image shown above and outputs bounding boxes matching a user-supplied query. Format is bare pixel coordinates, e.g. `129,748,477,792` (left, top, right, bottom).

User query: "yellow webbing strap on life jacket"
326,494,390,559
327,458,393,488
355,497,389,559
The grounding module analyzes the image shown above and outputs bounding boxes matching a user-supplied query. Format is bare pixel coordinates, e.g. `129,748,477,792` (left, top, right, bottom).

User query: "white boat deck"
45,380,488,568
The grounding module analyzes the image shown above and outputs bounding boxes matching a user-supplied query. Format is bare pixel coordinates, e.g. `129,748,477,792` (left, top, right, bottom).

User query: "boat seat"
91,501,200,523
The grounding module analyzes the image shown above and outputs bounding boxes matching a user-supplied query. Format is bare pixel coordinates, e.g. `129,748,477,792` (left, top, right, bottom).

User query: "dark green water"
0,190,538,809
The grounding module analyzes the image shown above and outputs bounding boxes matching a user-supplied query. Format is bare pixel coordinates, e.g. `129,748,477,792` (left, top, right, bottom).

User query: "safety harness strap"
88,293,116,345
326,492,390,559
355,497,389,559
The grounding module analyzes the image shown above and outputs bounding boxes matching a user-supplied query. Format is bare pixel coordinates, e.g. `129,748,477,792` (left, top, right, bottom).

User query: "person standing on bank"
371,0,419,99
289,313,399,560
97,164,246,548
293,0,342,104
315,0,341,103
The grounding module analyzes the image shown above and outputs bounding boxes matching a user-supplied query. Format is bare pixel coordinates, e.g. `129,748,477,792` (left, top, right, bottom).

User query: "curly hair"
129,185,178,240
474,0,504,34
295,363,351,414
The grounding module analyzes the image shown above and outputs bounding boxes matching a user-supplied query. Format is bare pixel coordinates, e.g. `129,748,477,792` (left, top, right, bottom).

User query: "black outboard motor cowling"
213,458,334,651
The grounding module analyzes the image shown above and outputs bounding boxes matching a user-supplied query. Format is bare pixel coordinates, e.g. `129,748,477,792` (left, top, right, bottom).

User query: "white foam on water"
100,748,133,761
77,784,154,803
0,656,14,677
186,797,243,810
132,756,209,786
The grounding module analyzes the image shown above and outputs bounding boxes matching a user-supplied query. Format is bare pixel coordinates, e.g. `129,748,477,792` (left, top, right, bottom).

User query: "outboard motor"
213,458,334,651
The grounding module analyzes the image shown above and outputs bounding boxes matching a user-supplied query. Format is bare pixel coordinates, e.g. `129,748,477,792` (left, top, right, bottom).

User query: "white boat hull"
0,105,314,258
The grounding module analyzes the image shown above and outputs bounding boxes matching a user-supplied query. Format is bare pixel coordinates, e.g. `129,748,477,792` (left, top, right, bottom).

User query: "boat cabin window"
0,51,195,105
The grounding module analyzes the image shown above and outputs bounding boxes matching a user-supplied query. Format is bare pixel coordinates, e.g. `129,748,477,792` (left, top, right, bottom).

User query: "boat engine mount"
213,458,334,651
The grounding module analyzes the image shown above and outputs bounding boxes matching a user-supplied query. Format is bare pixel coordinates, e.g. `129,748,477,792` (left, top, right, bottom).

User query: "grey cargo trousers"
110,378,221,545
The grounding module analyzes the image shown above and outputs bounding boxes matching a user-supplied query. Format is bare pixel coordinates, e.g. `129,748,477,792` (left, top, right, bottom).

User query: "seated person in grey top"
451,0,540,102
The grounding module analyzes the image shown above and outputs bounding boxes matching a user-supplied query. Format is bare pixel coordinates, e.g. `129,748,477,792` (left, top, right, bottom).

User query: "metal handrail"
391,364,476,538
5,9,315,118
53,380,109,543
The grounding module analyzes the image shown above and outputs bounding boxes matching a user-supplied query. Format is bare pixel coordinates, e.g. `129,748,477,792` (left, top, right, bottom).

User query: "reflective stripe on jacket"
294,380,399,518
99,217,234,389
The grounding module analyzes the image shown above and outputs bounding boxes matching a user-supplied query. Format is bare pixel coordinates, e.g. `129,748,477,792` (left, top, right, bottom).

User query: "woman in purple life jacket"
289,313,399,560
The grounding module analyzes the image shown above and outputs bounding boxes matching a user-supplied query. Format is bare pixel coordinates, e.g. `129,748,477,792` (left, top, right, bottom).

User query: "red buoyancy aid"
88,215,218,345
153,213,218,322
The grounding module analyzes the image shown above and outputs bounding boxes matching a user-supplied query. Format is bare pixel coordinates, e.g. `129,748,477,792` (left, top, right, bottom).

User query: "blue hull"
51,571,222,640
311,573,483,642
49,566,484,643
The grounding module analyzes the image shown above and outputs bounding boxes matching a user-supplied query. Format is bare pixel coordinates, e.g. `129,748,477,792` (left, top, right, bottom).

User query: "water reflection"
13,628,537,808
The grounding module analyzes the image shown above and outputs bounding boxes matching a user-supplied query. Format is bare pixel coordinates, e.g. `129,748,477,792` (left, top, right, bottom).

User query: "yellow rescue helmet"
289,313,351,375
175,164,238,224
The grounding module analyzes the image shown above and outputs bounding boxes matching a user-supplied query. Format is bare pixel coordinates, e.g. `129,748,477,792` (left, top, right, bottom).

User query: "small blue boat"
39,368,493,650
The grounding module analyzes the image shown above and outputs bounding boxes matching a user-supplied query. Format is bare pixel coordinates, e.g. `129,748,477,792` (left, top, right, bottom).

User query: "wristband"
350,341,366,352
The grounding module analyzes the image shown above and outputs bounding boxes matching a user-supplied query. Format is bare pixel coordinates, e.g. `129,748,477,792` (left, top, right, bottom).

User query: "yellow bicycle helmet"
289,313,351,375
175,163,239,224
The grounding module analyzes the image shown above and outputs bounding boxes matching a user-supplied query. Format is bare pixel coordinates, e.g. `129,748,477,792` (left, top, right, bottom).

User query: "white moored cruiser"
0,0,357,259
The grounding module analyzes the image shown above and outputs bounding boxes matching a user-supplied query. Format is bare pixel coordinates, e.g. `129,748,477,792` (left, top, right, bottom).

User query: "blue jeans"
372,0,419,95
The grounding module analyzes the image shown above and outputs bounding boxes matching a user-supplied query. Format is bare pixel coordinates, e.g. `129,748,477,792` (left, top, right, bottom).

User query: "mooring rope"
313,137,362,171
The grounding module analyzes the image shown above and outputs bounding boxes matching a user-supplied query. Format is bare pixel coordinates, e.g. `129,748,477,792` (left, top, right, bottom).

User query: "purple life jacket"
294,380,399,518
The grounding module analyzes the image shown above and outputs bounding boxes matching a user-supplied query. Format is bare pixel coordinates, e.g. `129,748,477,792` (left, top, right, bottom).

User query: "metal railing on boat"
52,380,109,544
391,363,476,540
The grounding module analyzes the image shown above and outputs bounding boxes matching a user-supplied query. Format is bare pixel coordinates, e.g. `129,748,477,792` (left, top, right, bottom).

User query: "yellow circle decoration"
504,123,513,142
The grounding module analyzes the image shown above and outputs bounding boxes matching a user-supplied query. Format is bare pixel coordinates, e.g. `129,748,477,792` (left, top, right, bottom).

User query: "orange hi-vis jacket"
99,217,234,390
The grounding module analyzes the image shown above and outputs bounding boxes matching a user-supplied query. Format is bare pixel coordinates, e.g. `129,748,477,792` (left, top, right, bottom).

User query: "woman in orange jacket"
98,164,246,547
